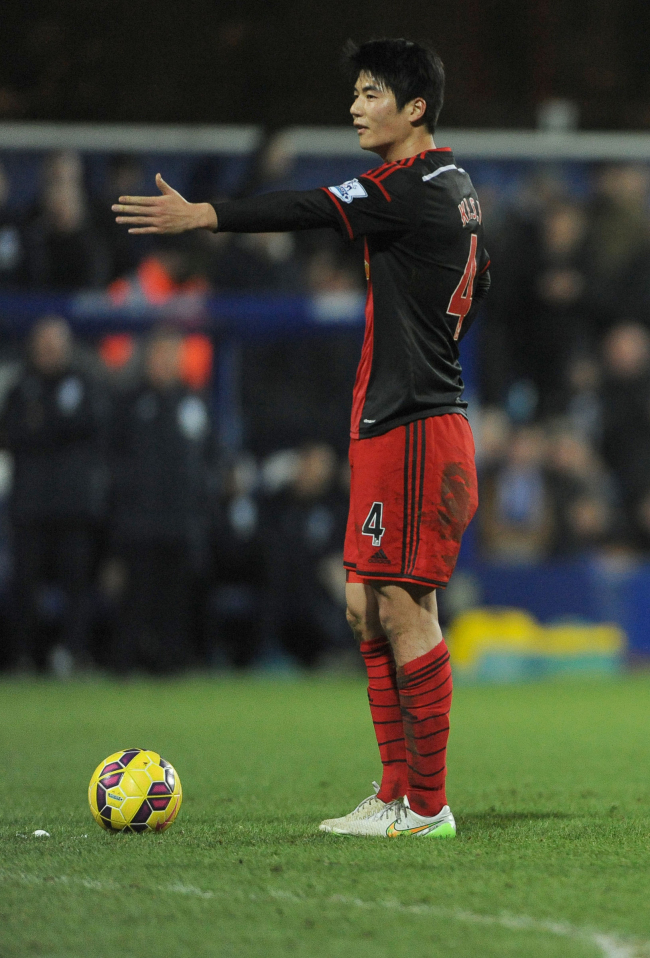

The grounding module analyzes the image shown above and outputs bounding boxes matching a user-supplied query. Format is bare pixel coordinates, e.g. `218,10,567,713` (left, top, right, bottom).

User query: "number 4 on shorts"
362,501,386,546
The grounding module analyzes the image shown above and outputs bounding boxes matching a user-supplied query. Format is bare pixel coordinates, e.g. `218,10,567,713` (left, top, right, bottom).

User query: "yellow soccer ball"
88,748,182,833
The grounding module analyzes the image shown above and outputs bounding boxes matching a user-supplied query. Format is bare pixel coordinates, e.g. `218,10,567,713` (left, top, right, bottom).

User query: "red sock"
360,636,408,803
397,639,453,817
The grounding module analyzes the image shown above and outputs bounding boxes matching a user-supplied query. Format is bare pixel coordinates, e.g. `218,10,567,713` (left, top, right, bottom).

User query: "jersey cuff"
320,188,355,240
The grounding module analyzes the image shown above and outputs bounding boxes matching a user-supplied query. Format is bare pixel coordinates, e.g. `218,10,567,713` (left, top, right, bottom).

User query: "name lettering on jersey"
458,196,482,227
328,179,368,204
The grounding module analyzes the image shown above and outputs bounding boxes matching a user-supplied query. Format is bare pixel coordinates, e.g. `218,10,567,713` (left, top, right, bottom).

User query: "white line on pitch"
1,870,647,958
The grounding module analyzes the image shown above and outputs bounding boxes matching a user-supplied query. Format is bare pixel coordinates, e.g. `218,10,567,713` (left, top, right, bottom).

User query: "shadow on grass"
460,810,573,832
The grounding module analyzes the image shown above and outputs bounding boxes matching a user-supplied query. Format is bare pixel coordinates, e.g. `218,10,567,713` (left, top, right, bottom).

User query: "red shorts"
344,414,478,589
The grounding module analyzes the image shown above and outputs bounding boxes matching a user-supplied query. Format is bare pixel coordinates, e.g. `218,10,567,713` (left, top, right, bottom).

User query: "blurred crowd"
0,317,353,675
477,162,650,561
0,150,363,297
2,147,650,673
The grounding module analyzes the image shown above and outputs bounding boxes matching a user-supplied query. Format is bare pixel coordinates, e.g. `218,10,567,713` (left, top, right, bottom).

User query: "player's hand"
112,173,218,234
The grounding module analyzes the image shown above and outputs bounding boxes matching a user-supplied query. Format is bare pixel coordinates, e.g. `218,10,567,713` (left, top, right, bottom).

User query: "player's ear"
409,97,427,126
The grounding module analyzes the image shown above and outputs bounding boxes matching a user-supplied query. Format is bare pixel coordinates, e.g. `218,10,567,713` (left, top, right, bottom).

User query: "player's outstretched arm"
113,173,218,234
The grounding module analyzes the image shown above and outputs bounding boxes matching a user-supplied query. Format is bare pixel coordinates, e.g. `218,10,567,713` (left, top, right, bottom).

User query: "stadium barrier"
5,121,650,159
448,606,625,683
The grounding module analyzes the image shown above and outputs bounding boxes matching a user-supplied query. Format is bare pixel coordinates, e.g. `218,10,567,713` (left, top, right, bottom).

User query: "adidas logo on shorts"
368,548,391,565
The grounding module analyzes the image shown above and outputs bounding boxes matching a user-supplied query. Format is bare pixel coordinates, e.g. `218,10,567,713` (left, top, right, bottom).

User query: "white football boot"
331,795,456,838
319,782,386,833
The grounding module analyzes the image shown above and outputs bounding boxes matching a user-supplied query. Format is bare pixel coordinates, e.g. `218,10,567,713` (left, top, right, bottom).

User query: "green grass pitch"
1,674,650,958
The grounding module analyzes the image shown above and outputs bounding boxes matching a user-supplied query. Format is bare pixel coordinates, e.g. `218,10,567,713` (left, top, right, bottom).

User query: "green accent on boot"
423,821,456,838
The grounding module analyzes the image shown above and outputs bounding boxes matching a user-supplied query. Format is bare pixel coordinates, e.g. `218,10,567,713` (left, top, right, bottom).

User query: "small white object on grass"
32,830,50,837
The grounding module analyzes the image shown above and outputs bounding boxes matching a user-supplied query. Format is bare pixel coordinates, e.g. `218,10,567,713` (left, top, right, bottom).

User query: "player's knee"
345,581,382,643
345,601,381,644
345,603,364,638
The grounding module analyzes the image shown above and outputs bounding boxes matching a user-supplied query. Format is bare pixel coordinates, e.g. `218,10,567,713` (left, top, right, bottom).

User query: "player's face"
350,72,413,157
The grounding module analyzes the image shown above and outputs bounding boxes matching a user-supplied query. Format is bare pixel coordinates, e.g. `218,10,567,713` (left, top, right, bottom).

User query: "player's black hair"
342,38,445,134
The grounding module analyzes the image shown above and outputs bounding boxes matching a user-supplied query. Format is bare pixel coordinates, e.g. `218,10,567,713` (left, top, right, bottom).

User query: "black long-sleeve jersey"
215,148,490,439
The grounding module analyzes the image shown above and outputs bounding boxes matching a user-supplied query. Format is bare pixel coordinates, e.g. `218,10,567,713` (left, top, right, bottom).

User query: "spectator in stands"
0,315,108,673
584,164,650,332
261,443,351,668
477,167,570,409
0,160,29,288
632,489,650,554
474,406,512,472
600,322,650,521
108,236,209,306
497,198,590,418
209,231,303,293
242,330,361,457
478,424,554,561
545,426,613,555
532,200,590,411
108,326,214,674
563,354,603,447
207,453,265,668
91,154,146,283
26,151,107,290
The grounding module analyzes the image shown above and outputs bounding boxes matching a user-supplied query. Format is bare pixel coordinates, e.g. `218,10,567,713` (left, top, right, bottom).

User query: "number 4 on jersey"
362,501,386,546
448,233,478,341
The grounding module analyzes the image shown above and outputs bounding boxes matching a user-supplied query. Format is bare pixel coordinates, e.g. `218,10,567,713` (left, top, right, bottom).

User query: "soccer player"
114,38,490,838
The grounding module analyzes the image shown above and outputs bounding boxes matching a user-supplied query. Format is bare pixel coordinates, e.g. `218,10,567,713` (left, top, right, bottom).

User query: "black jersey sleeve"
214,189,340,233
214,169,421,240
321,169,421,240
